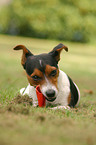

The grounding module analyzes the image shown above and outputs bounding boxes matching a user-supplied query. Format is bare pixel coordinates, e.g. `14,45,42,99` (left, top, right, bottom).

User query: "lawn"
0,35,96,145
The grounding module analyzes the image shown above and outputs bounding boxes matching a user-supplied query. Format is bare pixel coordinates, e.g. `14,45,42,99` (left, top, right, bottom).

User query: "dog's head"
14,43,68,102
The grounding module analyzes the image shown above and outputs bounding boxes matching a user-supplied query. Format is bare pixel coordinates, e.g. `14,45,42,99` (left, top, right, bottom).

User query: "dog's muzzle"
40,83,58,102
45,89,56,102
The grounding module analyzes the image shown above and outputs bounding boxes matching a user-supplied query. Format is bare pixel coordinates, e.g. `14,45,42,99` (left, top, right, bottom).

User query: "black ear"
49,43,68,62
13,45,33,69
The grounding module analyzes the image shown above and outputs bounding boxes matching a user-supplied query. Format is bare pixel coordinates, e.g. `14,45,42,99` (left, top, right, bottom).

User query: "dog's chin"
45,96,56,102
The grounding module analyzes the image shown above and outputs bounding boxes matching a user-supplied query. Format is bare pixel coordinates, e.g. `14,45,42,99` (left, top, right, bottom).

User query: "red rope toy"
36,86,46,107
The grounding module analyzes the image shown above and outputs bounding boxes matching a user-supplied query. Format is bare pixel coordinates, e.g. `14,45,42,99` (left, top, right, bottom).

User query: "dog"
14,43,80,109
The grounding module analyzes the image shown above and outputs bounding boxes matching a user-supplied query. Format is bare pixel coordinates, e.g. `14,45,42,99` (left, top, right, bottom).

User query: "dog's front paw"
49,106,70,110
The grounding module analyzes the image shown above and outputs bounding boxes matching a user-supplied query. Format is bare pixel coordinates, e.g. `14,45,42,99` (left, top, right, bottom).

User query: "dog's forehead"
26,53,58,75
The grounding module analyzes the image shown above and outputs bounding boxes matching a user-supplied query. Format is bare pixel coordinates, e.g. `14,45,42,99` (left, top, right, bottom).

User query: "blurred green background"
0,0,96,43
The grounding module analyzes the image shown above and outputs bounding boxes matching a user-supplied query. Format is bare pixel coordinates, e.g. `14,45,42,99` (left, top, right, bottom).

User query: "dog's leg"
20,84,30,95
49,106,70,110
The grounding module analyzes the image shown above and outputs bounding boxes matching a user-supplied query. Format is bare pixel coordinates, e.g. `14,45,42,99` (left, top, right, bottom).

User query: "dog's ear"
13,45,33,69
49,43,68,62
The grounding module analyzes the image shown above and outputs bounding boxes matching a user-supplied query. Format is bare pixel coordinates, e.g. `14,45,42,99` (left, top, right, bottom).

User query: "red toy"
36,86,46,107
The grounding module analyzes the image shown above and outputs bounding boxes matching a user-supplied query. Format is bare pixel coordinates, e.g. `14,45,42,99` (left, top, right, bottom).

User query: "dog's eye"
32,75,41,81
50,70,57,77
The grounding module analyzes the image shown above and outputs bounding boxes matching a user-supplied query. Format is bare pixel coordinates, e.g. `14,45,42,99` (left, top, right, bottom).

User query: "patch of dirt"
6,104,30,115
10,94,33,106
0,94,33,115
83,89,93,97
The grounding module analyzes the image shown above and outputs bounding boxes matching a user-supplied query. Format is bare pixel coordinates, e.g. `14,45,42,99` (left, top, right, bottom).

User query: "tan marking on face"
26,73,35,86
26,69,45,86
30,69,43,78
68,92,71,105
45,65,59,89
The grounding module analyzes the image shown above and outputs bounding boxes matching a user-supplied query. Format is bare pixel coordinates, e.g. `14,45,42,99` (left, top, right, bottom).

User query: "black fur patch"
25,53,58,76
68,76,79,107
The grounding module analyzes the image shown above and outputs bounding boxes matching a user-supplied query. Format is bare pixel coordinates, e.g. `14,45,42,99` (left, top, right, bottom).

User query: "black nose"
46,89,55,98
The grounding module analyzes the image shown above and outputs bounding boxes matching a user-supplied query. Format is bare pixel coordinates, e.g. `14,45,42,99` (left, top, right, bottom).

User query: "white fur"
50,105,70,110
40,75,58,99
20,69,80,109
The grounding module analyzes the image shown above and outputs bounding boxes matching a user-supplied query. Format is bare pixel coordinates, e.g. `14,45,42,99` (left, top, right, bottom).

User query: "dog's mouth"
45,97,56,102
36,86,56,102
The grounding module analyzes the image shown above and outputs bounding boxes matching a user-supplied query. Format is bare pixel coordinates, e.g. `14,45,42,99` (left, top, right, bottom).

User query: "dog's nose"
46,89,55,98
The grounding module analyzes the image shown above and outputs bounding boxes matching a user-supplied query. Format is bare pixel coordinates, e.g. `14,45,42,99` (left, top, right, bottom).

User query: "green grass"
0,34,96,145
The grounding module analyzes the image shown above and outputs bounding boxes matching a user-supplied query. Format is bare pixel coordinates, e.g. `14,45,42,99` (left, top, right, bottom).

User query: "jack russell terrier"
14,43,80,109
